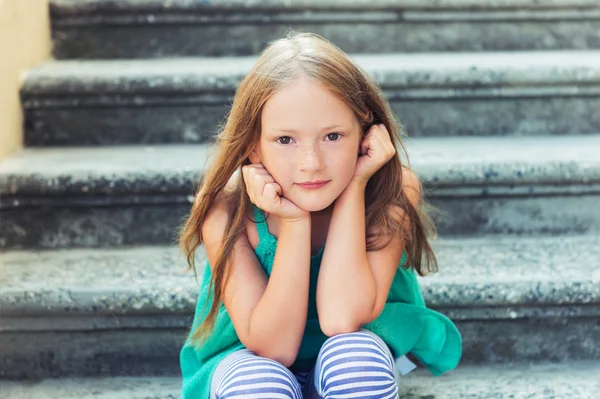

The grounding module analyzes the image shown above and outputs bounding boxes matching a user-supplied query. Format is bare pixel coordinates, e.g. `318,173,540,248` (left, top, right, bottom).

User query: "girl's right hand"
242,164,309,223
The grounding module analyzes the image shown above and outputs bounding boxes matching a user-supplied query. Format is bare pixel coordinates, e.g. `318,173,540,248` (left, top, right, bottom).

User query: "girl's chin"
292,198,335,213
288,182,343,212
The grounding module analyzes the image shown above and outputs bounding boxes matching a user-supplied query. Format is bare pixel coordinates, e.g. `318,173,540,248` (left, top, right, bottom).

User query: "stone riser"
3,364,600,399
1,316,598,379
23,94,600,146
3,363,600,398
2,235,596,381
0,329,184,380
1,194,599,249
50,13,600,59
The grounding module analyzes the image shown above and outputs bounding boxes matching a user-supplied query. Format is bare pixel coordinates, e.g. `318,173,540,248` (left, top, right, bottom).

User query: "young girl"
178,32,462,399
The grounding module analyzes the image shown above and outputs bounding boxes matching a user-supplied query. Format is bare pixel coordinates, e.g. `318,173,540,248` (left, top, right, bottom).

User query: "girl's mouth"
297,181,330,189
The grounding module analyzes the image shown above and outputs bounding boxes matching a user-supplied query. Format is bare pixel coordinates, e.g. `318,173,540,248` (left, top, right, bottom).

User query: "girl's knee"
215,355,302,399
314,330,398,397
319,329,394,365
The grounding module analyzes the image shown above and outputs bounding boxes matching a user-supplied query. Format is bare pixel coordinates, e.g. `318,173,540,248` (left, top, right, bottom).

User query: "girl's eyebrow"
275,125,343,133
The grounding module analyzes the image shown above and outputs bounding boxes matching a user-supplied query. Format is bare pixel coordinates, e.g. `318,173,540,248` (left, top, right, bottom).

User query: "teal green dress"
179,204,462,398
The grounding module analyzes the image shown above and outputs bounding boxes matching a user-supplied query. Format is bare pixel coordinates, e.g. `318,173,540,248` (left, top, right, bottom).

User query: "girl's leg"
306,329,399,399
210,348,303,399
292,369,313,388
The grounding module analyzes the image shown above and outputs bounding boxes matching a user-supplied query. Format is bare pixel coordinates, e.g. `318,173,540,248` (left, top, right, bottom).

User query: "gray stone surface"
2,136,599,248
0,204,191,249
1,235,599,318
429,195,600,236
50,0,600,11
2,361,600,398
49,0,600,59
0,330,185,379
3,317,599,379
26,52,600,94
0,235,599,377
6,0,598,389
0,144,211,196
457,318,600,364
1,375,180,399
21,52,600,145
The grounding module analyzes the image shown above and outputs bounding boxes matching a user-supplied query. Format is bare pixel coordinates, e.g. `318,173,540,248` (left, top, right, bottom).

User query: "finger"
247,164,263,172
250,164,275,182
264,183,279,204
253,171,266,194
372,126,395,155
255,171,275,183
242,166,256,201
361,134,372,156
372,124,389,140
371,124,385,139
270,182,283,196
251,176,266,206
241,165,249,185
247,167,265,202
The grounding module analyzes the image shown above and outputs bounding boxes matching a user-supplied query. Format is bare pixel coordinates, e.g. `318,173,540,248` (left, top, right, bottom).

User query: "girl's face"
251,77,361,213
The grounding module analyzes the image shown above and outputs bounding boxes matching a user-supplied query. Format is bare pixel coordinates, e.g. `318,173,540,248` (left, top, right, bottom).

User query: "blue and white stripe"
313,330,398,398
213,350,303,399
211,329,400,399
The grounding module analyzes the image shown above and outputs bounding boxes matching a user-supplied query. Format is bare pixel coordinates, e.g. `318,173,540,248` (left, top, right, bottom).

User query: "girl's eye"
276,133,341,145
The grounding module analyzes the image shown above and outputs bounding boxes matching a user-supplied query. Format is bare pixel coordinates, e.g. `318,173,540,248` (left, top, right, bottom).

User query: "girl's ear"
249,149,261,164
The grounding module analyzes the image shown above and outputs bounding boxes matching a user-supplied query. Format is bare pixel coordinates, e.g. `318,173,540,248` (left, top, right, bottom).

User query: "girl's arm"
247,217,312,366
316,170,421,336
203,196,312,367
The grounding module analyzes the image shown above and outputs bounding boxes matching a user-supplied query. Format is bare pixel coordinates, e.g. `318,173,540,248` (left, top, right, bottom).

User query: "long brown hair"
178,31,440,346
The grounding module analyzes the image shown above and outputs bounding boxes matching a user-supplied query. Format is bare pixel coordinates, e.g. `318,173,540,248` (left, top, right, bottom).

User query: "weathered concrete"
21,52,600,145
0,235,599,377
1,235,599,318
0,329,185,379
2,316,597,379
2,361,600,398
50,0,600,11
49,0,600,58
1,375,181,399
6,0,599,390
1,136,600,248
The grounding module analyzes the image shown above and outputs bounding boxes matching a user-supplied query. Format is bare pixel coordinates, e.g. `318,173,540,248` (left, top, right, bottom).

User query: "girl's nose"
299,146,324,171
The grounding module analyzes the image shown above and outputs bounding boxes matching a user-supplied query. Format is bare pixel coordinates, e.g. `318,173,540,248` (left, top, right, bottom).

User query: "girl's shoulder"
201,172,256,250
400,167,421,203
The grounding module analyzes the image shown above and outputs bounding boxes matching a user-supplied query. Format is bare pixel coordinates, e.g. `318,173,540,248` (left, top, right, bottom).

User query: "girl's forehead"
261,80,358,128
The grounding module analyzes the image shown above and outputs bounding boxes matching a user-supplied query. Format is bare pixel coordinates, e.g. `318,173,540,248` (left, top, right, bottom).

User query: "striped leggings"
210,329,400,399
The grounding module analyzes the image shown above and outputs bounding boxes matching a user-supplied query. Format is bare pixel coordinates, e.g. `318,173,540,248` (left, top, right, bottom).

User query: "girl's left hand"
353,123,396,183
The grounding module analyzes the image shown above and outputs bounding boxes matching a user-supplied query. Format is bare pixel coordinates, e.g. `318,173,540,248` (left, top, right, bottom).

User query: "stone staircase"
1,0,600,397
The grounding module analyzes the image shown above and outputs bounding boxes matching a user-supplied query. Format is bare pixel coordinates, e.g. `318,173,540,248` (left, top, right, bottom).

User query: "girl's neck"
309,201,335,221
266,201,334,248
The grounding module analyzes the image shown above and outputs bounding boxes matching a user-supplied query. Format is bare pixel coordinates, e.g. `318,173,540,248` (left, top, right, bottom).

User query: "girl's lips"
297,181,330,189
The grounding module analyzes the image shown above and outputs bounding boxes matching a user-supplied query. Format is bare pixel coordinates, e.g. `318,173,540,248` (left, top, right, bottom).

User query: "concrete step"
2,135,600,249
21,51,600,146
49,0,600,59
2,361,600,398
1,235,598,379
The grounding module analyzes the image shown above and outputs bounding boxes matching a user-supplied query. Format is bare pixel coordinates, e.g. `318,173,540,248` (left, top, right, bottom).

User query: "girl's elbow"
261,349,297,368
253,345,298,368
320,317,362,337
319,303,373,337
278,354,297,368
